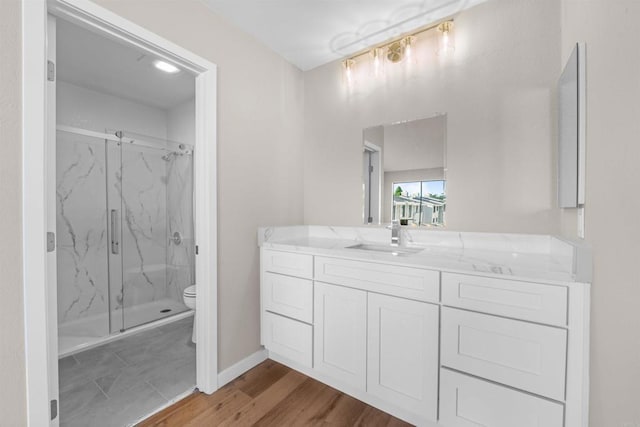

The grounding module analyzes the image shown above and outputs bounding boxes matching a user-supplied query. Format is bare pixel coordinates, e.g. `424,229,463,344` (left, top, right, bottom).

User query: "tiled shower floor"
58,316,196,426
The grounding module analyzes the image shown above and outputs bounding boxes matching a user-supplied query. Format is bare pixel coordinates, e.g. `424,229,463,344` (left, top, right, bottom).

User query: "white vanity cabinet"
312,282,440,420
260,245,590,427
260,250,314,368
367,292,439,421
439,272,586,427
313,282,367,391
261,248,441,426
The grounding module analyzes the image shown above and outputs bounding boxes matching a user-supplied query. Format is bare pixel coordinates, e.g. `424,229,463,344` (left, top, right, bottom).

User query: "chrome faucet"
388,220,401,247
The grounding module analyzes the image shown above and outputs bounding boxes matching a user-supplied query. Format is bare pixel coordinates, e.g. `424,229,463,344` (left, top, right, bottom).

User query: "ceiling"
57,19,195,110
201,0,488,71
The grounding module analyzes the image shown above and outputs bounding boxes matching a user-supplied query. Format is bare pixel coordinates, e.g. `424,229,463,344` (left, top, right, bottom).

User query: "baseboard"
217,348,268,387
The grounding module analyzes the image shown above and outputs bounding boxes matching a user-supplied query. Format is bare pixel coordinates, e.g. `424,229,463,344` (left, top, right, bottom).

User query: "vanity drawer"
264,272,313,323
441,307,567,401
440,369,564,427
442,272,568,326
263,312,312,368
314,256,439,303
262,249,313,279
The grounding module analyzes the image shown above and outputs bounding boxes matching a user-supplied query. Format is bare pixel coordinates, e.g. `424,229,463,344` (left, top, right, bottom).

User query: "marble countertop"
258,226,592,285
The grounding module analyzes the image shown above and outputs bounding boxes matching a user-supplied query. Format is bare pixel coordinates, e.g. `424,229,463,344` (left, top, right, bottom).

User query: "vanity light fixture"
385,35,416,64
437,21,455,55
153,59,180,74
403,35,417,63
371,47,385,77
341,20,455,86
342,58,356,87
386,40,404,63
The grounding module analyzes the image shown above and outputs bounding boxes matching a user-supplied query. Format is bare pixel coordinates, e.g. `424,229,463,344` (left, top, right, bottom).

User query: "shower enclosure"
56,126,195,355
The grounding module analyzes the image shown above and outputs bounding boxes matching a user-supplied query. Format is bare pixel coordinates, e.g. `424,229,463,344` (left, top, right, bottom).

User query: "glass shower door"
108,132,194,331
57,126,195,342
56,129,111,352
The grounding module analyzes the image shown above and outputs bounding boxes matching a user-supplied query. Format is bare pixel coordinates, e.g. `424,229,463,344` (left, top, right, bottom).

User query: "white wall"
57,81,168,140
383,116,445,172
0,0,27,424
304,0,562,233
167,99,195,145
561,2,640,425
90,0,305,371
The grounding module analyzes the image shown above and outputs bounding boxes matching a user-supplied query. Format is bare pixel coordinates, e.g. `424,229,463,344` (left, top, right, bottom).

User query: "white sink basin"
346,243,423,256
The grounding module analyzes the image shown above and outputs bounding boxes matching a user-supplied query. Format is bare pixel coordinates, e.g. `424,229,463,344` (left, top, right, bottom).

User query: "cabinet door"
263,312,313,368
367,293,439,422
441,307,567,401
263,272,313,323
315,256,440,303
314,282,367,391
441,272,568,326
262,249,313,279
440,369,564,427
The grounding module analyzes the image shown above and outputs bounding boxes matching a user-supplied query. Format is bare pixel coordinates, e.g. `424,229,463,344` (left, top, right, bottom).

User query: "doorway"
23,1,218,425
363,142,381,224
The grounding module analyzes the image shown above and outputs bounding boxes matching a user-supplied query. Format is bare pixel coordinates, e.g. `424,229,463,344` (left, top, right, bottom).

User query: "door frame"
22,0,218,425
363,141,382,224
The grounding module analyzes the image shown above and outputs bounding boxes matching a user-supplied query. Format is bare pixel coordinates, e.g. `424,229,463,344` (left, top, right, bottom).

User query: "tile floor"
58,316,196,427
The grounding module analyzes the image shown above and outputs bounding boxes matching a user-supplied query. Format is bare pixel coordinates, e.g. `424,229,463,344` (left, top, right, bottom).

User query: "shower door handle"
111,209,119,255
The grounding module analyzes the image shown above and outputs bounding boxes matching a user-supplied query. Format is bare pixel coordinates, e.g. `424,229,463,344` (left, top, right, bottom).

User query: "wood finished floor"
138,359,413,427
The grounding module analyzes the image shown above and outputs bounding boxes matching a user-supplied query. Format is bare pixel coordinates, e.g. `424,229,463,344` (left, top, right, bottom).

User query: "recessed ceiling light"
153,59,180,74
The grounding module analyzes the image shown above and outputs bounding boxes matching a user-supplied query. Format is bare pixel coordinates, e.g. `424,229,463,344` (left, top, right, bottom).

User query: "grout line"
145,380,171,401
112,350,130,366
93,379,110,400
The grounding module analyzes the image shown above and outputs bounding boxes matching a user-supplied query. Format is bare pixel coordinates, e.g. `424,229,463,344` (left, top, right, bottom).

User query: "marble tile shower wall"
166,153,195,303
57,132,194,329
117,145,168,311
56,132,110,332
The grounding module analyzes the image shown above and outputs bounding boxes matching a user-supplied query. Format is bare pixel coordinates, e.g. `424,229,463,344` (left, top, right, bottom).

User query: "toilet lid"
183,285,196,296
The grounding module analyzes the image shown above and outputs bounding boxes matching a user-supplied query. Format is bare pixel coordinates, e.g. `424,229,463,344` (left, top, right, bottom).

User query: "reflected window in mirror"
363,114,447,227
392,180,446,226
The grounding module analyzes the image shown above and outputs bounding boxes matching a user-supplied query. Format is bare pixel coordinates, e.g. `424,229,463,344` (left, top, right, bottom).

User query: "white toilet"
183,285,196,343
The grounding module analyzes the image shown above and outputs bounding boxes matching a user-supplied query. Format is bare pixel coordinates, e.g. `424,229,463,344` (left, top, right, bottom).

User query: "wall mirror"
363,114,447,227
558,42,586,208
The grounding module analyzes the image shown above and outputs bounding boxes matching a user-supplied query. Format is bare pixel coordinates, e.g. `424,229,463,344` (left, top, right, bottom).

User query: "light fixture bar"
342,19,454,64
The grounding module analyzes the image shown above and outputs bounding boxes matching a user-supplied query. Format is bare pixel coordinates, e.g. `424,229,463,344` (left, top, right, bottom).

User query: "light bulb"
153,59,180,74
442,32,450,51
403,36,417,65
370,48,384,78
437,21,455,56
343,59,355,88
